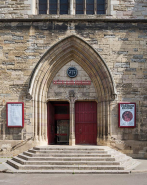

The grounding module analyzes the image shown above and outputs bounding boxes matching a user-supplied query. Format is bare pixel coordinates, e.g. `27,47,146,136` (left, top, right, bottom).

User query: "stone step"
7,170,130,174
23,151,111,157
5,146,140,174
7,159,125,170
13,156,120,165
28,149,108,154
18,154,115,161
4,161,130,174
34,147,105,151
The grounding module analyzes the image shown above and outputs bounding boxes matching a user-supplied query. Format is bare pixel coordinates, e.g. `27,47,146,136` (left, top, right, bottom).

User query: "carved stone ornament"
26,93,32,100
69,90,75,97
111,93,117,101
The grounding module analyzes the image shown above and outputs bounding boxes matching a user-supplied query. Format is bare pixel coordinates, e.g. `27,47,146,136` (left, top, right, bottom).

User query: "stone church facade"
0,0,147,158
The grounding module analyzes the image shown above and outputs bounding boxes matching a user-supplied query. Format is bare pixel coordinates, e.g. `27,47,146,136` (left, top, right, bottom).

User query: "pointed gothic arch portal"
28,35,117,146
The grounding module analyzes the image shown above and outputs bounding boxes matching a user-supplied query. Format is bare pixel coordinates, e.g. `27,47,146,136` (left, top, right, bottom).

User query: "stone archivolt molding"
28,35,117,144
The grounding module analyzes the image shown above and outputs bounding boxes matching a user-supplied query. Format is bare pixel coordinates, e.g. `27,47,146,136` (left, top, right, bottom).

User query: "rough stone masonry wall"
111,0,147,19
0,21,147,156
0,0,147,19
0,0,31,19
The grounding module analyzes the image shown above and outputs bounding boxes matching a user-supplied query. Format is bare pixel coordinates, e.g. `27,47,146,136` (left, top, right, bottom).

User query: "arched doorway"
28,35,117,146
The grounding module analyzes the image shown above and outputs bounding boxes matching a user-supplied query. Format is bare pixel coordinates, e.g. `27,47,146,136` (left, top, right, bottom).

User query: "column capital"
67,90,78,103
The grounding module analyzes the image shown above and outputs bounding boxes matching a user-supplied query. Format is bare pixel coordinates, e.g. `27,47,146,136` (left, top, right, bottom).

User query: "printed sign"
7,102,24,128
67,67,78,78
53,80,91,85
118,103,136,128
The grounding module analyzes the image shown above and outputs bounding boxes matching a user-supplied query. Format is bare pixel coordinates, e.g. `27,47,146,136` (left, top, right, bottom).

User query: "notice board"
118,103,136,128
7,102,24,128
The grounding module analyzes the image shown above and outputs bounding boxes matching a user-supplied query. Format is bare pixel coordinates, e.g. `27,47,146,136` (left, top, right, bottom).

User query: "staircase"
6,146,139,174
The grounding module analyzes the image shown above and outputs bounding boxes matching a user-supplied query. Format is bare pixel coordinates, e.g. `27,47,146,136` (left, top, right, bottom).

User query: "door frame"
47,101,70,145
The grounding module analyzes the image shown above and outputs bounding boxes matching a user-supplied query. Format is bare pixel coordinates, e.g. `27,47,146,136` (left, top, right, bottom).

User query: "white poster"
7,104,23,127
120,103,135,127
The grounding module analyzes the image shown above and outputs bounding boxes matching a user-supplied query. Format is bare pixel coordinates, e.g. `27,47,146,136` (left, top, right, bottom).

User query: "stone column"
44,102,48,142
41,101,45,141
69,90,76,146
100,102,103,140
34,100,38,142
107,101,111,140
38,101,42,142
102,101,106,141
109,100,113,137
97,102,100,145
69,99,75,145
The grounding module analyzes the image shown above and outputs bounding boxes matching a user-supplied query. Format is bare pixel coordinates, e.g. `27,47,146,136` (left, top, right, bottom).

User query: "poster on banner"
118,103,136,128
7,102,24,128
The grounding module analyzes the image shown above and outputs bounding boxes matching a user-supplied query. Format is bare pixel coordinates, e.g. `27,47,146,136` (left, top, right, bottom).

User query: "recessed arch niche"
28,35,117,145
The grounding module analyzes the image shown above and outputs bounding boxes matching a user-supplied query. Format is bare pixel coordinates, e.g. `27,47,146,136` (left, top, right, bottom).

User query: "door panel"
75,101,97,145
56,120,69,143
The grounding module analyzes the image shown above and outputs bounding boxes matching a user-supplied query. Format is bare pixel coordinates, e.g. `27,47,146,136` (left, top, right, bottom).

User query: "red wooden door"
75,101,97,145
47,102,55,144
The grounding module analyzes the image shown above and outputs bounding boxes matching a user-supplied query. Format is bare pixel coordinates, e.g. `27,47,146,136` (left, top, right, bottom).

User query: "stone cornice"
0,18,147,23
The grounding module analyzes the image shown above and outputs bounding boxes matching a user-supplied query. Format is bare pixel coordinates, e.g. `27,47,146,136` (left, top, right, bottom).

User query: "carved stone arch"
28,35,117,145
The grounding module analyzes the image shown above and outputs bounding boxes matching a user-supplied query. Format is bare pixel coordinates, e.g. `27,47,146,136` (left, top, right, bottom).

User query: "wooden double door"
47,101,97,145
